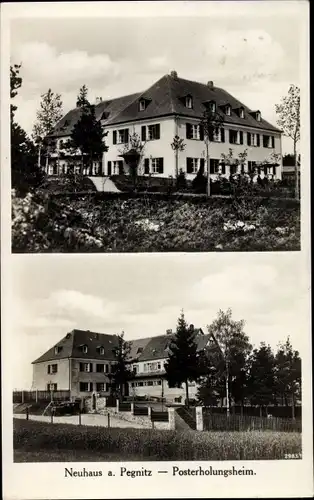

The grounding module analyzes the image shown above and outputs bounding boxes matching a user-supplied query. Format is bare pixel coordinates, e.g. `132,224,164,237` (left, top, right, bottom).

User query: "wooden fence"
13,390,71,403
203,411,301,432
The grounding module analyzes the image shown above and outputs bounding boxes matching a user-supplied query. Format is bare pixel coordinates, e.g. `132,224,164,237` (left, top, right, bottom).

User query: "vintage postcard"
1,1,312,499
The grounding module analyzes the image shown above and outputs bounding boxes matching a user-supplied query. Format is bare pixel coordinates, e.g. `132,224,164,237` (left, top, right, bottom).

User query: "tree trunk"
291,391,295,420
38,145,41,170
206,140,210,197
175,149,179,179
294,142,299,200
45,151,49,174
185,379,189,407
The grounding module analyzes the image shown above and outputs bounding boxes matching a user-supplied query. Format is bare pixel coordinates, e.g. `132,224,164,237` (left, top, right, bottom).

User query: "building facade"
32,327,208,403
48,71,282,181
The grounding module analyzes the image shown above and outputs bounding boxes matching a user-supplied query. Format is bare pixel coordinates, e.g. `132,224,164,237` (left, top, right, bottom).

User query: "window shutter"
141,126,146,141
200,158,205,173
257,134,260,147
264,166,268,175
186,123,192,139
263,135,267,147
271,136,275,148
156,124,160,140
228,130,232,144
273,166,276,175
125,129,129,143
144,158,150,174
186,158,193,173
89,383,93,392
240,131,243,144
47,365,51,374
113,130,117,144
158,158,164,174
221,128,225,143
221,162,226,174
89,363,93,372
199,125,204,141
247,133,251,146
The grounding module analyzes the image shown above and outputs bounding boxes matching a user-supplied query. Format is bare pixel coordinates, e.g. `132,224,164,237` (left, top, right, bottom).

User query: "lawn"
12,192,300,252
14,418,301,462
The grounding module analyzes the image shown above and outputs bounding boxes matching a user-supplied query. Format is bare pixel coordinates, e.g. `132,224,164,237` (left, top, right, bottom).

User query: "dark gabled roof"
128,337,153,361
50,73,280,137
32,329,119,363
134,329,208,362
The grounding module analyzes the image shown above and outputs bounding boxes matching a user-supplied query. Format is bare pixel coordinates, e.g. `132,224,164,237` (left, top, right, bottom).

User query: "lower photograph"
12,253,303,463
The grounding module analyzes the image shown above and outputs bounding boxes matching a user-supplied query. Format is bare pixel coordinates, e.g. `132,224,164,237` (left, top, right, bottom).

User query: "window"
139,99,146,111
229,130,243,145
209,101,216,113
47,364,58,374
185,96,193,108
157,380,162,385
256,111,261,121
148,124,160,141
239,108,245,118
133,365,138,374
137,381,144,387
98,346,105,355
144,362,163,372
54,346,62,355
80,345,88,354
137,347,143,354
209,159,220,174
213,127,223,142
186,157,202,174
113,129,129,145
80,382,93,392
47,383,57,391
248,161,256,173
186,123,203,140
247,133,260,147
152,157,164,174
105,364,109,373
96,383,107,392
263,135,274,148
80,362,93,372
225,105,231,116
113,160,124,175
96,364,105,373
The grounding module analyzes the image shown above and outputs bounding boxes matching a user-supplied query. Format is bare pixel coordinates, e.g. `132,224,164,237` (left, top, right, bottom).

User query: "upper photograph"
11,14,301,253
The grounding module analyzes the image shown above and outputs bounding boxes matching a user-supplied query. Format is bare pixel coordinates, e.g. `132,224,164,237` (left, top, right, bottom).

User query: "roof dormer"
138,97,151,112
234,106,245,118
54,346,63,355
80,344,88,354
185,94,193,109
221,103,232,116
97,345,105,355
250,110,261,122
203,100,216,113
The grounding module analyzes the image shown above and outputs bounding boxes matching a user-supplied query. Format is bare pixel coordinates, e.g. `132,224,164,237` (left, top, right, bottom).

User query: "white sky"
11,253,308,389
10,10,302,154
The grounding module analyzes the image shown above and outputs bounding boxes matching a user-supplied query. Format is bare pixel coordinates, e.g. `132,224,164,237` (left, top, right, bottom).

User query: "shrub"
14,418,301,461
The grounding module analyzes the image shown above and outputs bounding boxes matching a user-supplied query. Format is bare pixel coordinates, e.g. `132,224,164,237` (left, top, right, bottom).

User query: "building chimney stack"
95,96,103,105
207,81,214,89
166,329,173,335
170,70,178,79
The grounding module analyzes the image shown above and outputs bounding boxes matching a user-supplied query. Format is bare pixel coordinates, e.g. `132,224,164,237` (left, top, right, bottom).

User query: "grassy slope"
14,418,301,462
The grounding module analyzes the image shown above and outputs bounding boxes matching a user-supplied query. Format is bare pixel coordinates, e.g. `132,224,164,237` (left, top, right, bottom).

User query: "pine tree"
109,333,133,401
71,85,108,174
164,311,199,406
247,342,276,416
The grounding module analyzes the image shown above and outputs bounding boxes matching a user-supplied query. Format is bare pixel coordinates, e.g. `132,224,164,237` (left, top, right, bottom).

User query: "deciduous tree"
200,108,224,197
275,85,300,199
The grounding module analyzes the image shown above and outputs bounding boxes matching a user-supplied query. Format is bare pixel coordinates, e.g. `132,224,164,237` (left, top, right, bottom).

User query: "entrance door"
107,161,112,176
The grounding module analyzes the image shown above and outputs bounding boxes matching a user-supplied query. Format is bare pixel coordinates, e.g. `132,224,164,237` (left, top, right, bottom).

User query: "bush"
14,418,301,460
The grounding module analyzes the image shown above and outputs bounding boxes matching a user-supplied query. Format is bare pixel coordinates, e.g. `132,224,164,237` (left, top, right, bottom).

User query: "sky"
10,252,308,389
10,9,302,154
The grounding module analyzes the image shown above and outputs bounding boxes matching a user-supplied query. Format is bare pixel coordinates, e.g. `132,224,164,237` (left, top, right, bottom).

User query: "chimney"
170,70,178,79
207,80,214,90
189,324,195,332
95,96,103,105
166,329,173,335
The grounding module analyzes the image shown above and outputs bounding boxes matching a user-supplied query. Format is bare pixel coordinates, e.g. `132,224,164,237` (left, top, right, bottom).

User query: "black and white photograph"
11,254,304,464
10,4,302,253
1,1,312,499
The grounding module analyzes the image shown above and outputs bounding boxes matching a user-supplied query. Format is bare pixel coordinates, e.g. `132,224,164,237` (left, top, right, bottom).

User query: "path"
88,177,121,193
14,412,146,429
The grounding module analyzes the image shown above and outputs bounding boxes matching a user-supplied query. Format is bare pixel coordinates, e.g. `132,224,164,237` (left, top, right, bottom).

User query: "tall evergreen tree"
247,342,276,416
11,64,44,196
274,337,301,419
164,311,199,406
109,333,133,401
71,85,108,174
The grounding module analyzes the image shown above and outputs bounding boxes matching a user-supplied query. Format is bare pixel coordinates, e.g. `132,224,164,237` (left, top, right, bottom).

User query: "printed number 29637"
284,453,302,459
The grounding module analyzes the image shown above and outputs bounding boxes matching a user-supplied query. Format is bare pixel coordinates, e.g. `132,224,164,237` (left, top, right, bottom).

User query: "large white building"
48,71,282,181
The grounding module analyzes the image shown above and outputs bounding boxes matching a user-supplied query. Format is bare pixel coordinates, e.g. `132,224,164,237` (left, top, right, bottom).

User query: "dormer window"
226,105,231,116
185,96,193,109
256,111,261,121
81,344,88,354
139,99,146,111
240,108,245,119
97,346,105,355
137,347,143,354
54,346,62,355
209,101,216,113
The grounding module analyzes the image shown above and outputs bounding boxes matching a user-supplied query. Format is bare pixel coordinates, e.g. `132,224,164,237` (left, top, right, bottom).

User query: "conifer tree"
165,311,199,406
110,333,133,401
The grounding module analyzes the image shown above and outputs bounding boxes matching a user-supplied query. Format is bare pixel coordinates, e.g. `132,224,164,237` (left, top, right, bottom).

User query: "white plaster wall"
32,359,70,390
